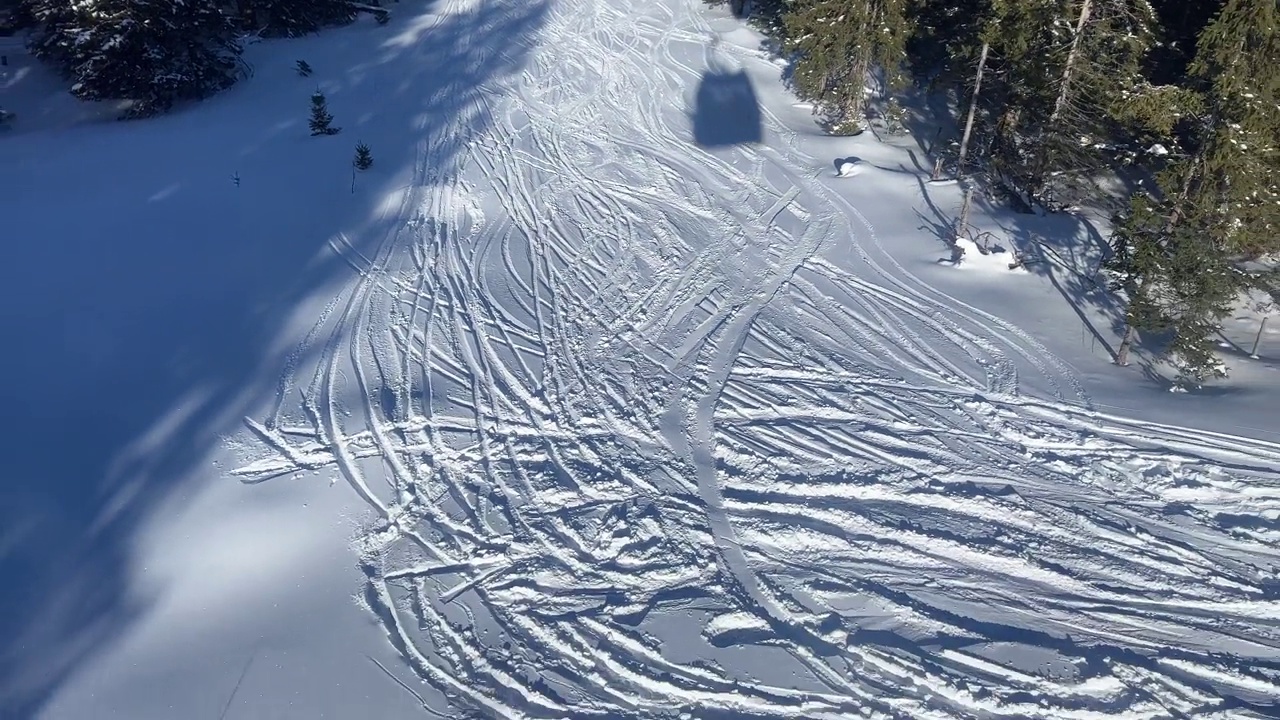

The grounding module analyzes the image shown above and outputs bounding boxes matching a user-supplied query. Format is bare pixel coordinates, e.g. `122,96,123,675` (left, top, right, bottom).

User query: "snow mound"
703,611,771,645
836,160,863,178
952,237,1024,273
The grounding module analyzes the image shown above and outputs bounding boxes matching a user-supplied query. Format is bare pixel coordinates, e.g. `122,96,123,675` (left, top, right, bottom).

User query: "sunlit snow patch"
951,237,1025,273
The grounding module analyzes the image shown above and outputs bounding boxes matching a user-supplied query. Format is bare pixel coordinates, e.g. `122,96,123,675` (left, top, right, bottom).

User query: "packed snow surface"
230,0,1280,717
11,0,1280,717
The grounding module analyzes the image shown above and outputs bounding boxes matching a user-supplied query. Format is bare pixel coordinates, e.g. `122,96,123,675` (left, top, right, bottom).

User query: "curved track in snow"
234,0,1280,717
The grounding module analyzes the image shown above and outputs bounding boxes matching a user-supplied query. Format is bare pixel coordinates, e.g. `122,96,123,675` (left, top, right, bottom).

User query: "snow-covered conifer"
309,89,340,135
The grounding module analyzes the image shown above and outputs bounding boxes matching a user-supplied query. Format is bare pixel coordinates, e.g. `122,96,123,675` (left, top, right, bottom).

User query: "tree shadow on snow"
0,0,551,715
897,83,958,161
1001,212,1128,358
907,173,1136,366
1212,322,1280,369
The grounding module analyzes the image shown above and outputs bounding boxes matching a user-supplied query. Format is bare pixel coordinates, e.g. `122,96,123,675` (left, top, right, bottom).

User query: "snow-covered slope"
6,0,1280,718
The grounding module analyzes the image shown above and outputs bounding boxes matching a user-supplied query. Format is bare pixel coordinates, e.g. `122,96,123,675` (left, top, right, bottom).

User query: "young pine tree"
353,141,373,170
309,90,340,135
1107,184,1238,385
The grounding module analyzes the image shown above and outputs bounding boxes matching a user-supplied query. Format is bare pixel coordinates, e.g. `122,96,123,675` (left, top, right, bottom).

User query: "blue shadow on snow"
0,0,550,715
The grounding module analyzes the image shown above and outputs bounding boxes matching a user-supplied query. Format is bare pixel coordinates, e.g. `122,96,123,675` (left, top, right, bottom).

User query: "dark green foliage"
1107,190,1236,384
0,0,38,31
1108,81,1202,141
1185,0,1280,260
22,0,366,117
905,0,990,86
959,1,1160,209
782,0,912,133
745,0,788,36
903,0,1117,200
1103,0,1280,383
1143,0,1225,84
309,90,340,135
29,0,242,118
296,60,313,77
354,141,373,170
873,0,1276,381
237,0,358,38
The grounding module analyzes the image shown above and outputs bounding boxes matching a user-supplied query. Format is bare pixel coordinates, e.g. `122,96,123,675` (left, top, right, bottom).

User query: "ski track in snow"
232,0,1280,717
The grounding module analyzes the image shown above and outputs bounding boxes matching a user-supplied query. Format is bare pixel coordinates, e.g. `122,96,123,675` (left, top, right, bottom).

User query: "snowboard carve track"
233,0,1280,717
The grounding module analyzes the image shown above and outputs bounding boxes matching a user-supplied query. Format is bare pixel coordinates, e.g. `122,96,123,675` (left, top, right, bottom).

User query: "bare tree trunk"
956,186,974,242
844,55,870,130
1115,321,1135,365
1050,0,1092,124
956,42,989,179
1251,316,1268,358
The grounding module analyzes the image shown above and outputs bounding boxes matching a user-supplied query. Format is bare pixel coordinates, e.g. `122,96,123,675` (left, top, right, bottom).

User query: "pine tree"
1107,180,1232,380
1185,0,1280,260
1107,0,1280,383
976,0,1091,208
1022,0,1158,206
912,0,1053,182
309,90,340,135
915,0,1157,208
29,0,242,117
783,0,913,134
236,0,358,37
296,60,313,77
353,141,373,170
905,0,991,86
1108,189,1237,384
